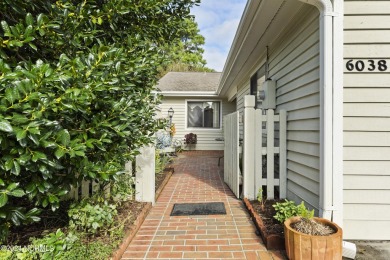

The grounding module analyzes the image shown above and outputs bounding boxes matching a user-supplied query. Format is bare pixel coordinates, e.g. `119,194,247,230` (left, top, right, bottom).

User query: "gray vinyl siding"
268,7,321,212
160,97,235,150
343,0,390,240
237,83,250,140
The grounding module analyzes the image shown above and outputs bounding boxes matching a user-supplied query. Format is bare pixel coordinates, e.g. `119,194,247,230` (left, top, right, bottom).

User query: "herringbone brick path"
121,151,285,260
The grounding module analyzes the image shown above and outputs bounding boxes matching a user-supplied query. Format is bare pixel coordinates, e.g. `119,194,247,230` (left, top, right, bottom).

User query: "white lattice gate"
242,95,287,200
223,111,240,198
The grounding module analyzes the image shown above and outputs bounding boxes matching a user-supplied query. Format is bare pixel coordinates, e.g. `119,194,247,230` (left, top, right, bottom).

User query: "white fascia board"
158,91,218,97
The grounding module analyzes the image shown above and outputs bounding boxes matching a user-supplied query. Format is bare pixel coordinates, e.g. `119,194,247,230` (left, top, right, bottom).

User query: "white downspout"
298,0,343,225
332,0,344,227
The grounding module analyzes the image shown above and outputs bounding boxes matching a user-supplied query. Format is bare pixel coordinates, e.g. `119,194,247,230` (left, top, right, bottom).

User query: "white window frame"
185,99,223,131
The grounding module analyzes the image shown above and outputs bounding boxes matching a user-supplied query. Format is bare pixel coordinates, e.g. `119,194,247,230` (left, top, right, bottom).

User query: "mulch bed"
8,200,72,245
155,166,173,191
111,202,151,260
7,165,174,259
244,198,286,250
155,167,174,200
8,199,146,247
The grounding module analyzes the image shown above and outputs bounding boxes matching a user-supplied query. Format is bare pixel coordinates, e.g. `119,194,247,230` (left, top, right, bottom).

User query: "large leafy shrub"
0,0,200,241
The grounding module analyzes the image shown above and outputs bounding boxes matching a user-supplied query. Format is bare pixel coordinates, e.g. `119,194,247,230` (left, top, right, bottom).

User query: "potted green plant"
273,200,342,259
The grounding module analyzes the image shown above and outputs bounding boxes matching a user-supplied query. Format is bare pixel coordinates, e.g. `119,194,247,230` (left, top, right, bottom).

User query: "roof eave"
218,0,301,97
157,91,219,97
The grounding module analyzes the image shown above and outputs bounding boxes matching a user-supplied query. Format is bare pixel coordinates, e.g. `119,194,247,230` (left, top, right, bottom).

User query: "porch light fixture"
168,107,174,125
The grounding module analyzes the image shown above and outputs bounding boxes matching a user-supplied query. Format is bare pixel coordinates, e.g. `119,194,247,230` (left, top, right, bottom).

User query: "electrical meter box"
258,80,276,109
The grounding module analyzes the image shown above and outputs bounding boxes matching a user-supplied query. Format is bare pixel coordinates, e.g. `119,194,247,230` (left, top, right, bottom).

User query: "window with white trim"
187,101,221,129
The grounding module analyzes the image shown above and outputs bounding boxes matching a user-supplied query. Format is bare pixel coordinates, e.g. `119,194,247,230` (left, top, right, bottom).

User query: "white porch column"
243,95,256,200
135,145,155,205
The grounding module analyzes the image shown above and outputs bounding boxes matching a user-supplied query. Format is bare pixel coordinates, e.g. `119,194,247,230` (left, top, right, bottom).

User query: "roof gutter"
299,0,343,226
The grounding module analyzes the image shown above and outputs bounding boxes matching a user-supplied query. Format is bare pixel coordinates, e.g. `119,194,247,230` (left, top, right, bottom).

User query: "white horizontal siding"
344,88,390,102
160,97,235,150
344,30,390,44
344,73,390,87
344,147,390,161
344,0,390,240
344,117,390,131
344,175,390,190
344,16,390,30
344,44,390,58
344,103,390,117
344,161,390,176
344,1,390,15
344,190,390,204
344,132,390,147
343,220,390,240
268,7,321,212
344,204,390,221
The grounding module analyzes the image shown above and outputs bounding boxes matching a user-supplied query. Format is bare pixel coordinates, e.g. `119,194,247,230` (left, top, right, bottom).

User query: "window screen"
187,101,221,129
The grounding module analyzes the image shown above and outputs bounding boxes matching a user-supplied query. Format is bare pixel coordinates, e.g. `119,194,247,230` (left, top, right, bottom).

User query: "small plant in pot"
273,200,343,260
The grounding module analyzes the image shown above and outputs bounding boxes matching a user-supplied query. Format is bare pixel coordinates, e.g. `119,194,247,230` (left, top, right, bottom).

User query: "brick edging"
243,198,285,250
155,168,174,201
110,202,152,260
111,202,152,260
111,168,174,259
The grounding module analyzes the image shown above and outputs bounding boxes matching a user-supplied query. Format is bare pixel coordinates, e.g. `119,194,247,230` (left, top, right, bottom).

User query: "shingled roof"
157,72,221,93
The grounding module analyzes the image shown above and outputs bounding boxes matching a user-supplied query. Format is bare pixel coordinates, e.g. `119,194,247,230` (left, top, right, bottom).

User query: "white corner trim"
330,0,344,228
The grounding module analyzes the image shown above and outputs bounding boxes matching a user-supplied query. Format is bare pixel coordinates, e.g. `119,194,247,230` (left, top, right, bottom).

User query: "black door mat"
170,202,226,216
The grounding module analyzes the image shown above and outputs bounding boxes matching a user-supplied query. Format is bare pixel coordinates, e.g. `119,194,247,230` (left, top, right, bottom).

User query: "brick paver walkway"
121,151,285,260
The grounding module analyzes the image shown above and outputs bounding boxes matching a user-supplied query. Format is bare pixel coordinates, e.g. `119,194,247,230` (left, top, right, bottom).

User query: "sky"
191,0,247,72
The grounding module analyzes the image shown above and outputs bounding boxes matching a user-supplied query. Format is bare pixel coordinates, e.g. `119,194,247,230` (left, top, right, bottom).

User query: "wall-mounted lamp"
168,107,174,126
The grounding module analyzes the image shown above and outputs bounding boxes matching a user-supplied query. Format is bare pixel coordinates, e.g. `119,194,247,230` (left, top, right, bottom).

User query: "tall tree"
159,17,214,76
0,0,199,241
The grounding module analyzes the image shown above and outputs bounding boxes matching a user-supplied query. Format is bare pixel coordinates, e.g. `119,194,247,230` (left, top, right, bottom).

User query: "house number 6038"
346,59,388,72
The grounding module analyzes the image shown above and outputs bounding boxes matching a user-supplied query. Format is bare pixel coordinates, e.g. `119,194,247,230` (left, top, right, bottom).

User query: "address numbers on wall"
344,59,388,72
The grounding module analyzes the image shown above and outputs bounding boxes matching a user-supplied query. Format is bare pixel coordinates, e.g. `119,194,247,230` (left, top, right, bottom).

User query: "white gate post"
279,110,287,198
135,145,155,205
266,109,275,199
254,109,263,198
243,95,256,200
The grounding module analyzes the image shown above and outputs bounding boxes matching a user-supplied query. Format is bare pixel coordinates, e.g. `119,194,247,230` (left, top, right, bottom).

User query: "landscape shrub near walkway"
0,0,200,242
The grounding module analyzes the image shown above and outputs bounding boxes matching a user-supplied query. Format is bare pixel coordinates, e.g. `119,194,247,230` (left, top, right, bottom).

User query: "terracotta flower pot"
284,217,342,260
